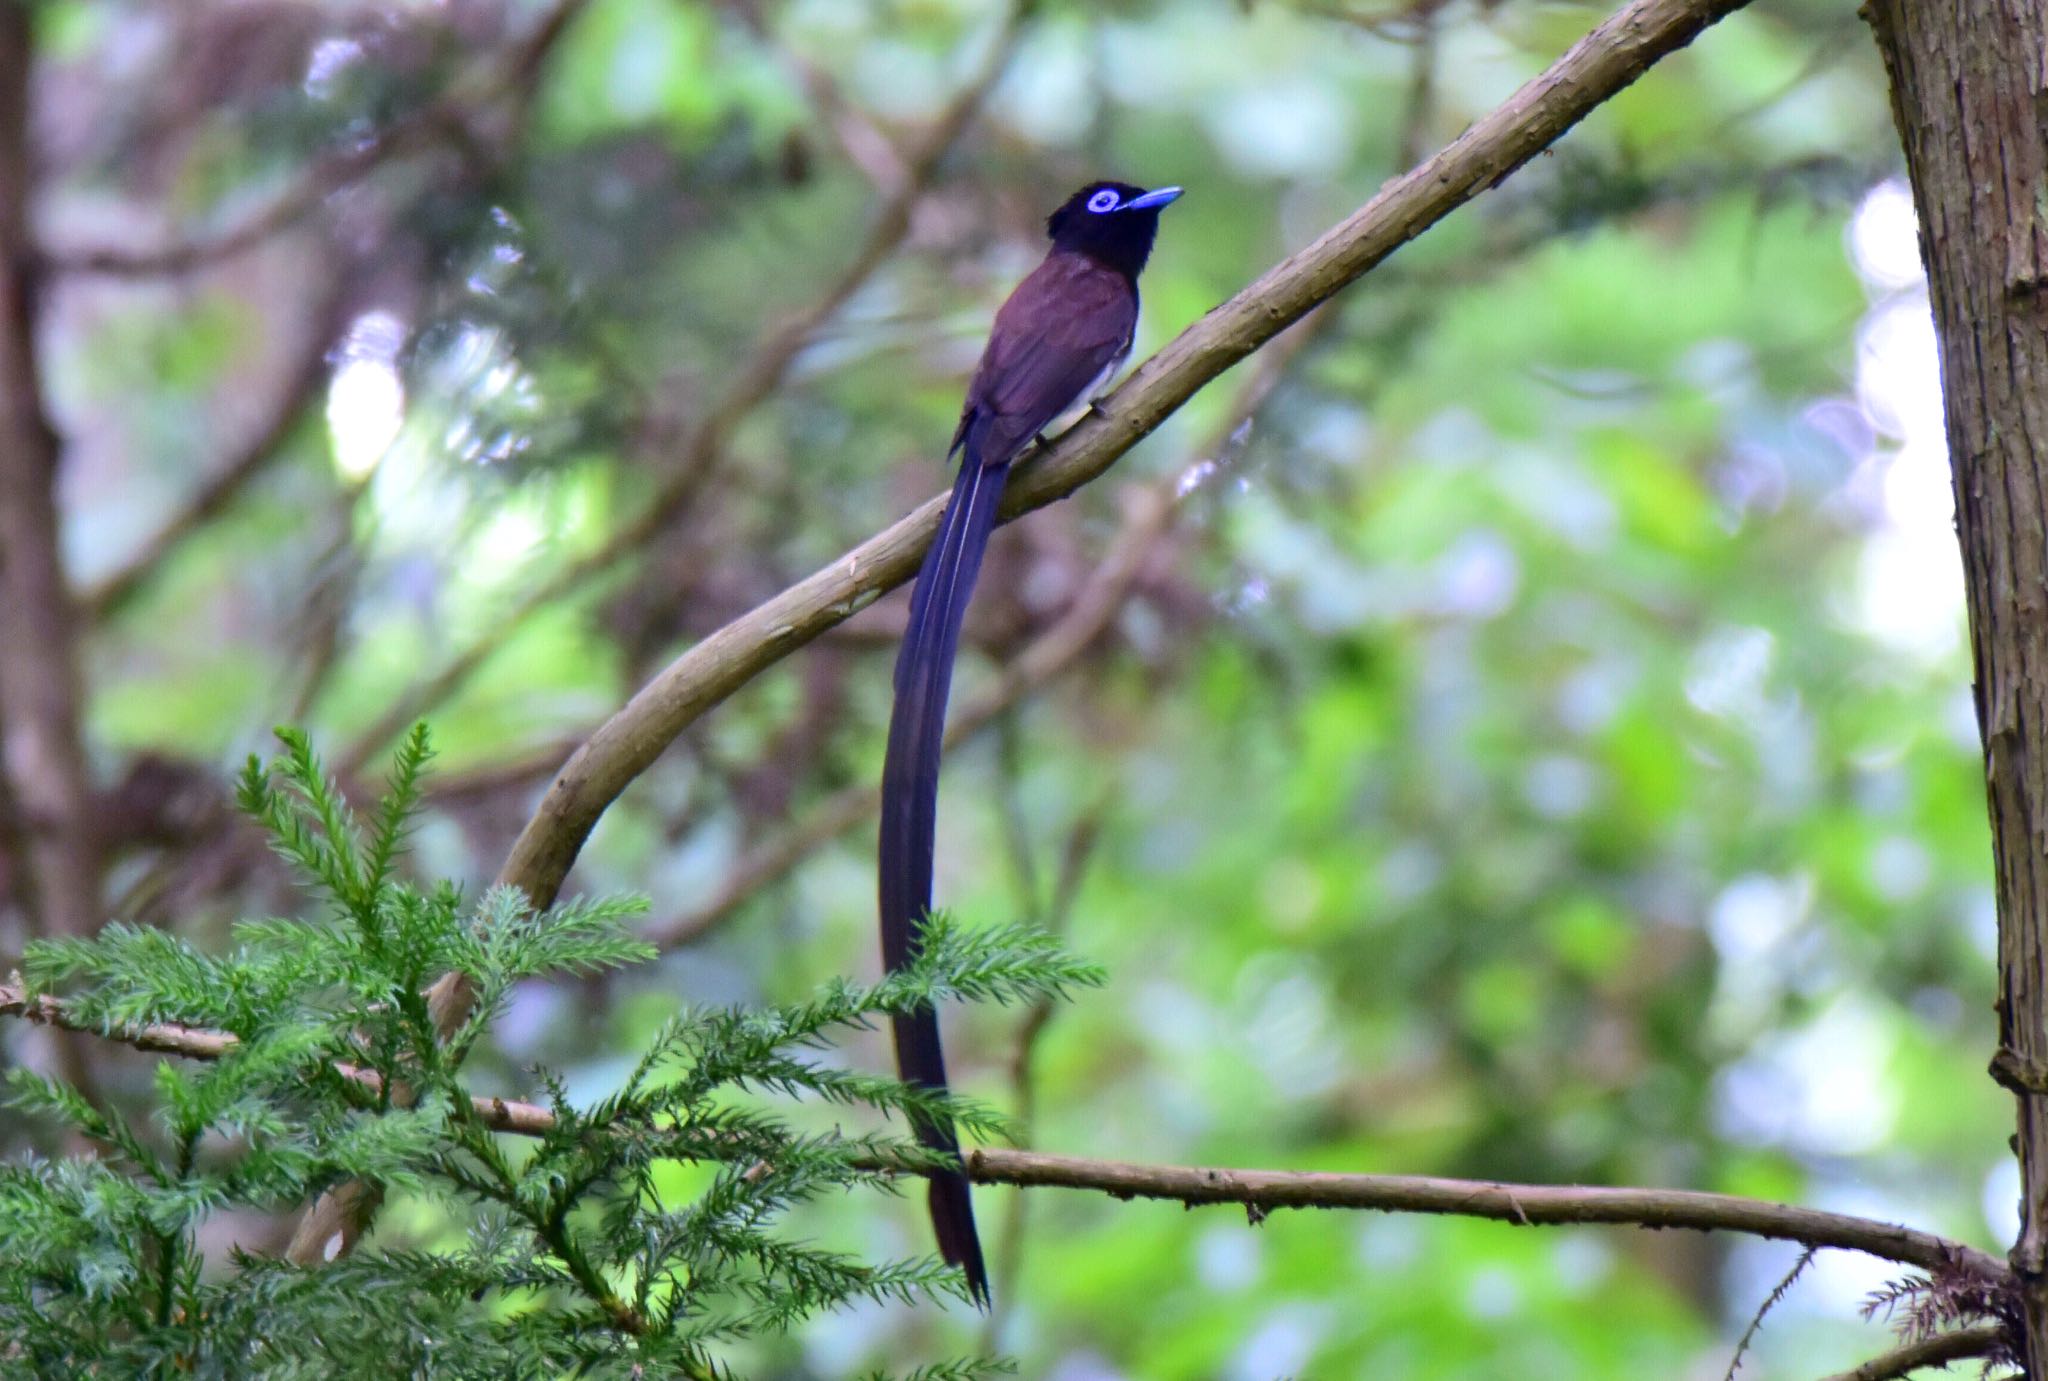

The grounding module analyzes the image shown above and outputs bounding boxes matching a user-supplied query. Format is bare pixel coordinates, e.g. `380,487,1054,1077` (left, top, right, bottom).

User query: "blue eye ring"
1086,189,1120,213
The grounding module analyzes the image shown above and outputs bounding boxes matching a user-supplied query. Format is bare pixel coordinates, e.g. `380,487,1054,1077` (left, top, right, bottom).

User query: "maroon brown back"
954,250,1138,467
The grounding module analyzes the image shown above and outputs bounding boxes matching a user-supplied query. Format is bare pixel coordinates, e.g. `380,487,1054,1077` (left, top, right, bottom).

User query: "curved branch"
0,980,2003,1284
641,478,1174,950
489,0,1760,917
1817,1327,2007,1381
332,1,1029,776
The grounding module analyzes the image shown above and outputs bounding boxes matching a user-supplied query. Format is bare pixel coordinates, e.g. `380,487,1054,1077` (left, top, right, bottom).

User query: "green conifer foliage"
3,726,1099,1378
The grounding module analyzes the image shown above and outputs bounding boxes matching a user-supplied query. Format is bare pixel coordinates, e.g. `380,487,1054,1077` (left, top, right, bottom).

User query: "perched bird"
878,180,1183,1305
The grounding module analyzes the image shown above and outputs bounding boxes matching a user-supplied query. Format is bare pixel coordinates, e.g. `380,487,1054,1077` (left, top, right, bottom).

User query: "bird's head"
1045,181,1183,279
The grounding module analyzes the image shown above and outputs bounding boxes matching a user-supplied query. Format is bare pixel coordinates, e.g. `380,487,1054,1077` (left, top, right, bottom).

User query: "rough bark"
1867,0,2048,1370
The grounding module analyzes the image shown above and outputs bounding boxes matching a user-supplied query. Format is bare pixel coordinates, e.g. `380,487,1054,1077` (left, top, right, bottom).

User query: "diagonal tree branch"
287,6,1033,1261
487,0,1762,924
641,472,1176,950
1723,1247,1817,1381
332,1,1031,776
0,979,2006,1286
644,306,1331,950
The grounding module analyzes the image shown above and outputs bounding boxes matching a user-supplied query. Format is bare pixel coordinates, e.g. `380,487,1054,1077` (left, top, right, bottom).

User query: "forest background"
0,0,2006,1376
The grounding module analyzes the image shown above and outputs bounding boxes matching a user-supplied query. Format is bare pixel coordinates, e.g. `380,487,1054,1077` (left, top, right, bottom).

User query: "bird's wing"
957,254,1138,466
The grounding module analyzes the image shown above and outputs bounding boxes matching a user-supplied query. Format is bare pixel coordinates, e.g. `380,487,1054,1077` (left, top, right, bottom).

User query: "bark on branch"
643,307,1333,951
958,1151,2000,1282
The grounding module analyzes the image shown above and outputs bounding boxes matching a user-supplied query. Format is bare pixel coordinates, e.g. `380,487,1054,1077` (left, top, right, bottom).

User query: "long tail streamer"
878,445,1011,1306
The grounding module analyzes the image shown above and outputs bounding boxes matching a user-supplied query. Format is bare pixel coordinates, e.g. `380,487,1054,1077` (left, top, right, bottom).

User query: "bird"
878,180,1183,1306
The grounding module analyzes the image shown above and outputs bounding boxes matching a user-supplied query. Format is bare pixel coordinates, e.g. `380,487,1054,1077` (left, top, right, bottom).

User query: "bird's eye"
1086,190,1121,213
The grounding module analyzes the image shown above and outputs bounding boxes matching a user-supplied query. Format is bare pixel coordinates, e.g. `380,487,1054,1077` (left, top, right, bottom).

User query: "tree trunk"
0,6,99,939
0,6,106,1107
1867,0,2048,1369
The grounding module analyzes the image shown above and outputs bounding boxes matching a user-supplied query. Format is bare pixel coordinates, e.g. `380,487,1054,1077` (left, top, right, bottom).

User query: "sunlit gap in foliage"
302,36,364,100
325,310,406,482
433,323,542,469
1845,178,1962,660
328,286,563,610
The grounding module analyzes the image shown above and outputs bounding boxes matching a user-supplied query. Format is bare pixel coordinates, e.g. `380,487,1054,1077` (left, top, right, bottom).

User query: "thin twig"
1725,1247,1817,1380
0,980,2005,1285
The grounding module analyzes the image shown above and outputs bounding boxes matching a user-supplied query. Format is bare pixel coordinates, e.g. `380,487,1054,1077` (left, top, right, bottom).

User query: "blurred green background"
7,0,1994,1374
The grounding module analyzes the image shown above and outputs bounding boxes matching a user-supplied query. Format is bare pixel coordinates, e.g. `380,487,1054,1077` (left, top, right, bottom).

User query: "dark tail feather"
878,448,1010,1308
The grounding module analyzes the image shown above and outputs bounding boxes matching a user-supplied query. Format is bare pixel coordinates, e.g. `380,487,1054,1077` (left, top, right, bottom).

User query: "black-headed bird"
878,180,1183,1306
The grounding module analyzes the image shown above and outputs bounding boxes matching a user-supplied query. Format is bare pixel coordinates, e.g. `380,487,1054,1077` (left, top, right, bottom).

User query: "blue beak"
1123,185,1184,211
